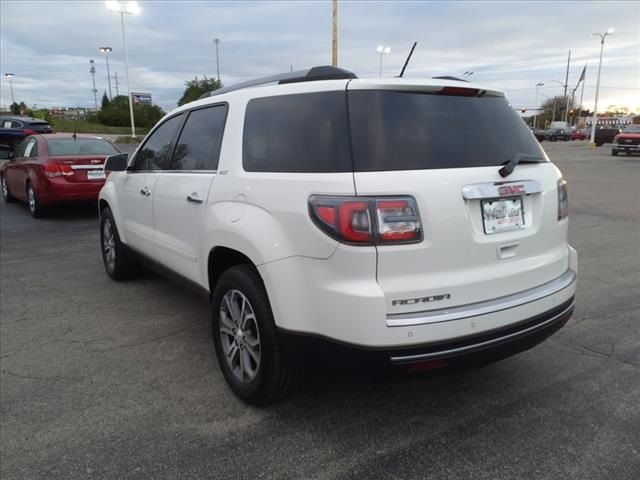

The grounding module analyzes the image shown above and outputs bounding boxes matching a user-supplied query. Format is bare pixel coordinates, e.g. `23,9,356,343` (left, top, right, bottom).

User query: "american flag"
578,65,586,84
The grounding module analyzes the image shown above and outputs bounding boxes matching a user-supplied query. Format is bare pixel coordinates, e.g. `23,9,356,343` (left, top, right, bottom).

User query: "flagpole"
578,63,586,127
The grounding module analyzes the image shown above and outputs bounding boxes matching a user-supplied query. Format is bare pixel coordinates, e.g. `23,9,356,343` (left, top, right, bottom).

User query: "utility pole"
534,82,544,130
89,60,98,109
213,38,221,81
563,50,571,123
332,0,338,66
577,63,586,127
4,73,15,104
114,72,120,97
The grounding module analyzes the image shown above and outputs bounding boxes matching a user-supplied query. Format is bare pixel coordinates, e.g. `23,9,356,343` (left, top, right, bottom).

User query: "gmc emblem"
498,184,525,196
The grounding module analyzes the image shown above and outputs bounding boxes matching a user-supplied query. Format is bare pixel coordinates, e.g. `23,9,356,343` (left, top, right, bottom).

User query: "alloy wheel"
27,186,36,213
219,289,261,383
102,218,117,272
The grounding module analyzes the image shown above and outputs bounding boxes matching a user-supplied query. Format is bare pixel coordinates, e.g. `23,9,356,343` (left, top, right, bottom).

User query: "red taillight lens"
309,195,421,245
42,163,73,178
439,87,479,97
23,129,35,136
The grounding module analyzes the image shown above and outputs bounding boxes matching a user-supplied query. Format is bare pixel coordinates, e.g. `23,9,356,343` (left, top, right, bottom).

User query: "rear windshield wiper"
499,153,545,178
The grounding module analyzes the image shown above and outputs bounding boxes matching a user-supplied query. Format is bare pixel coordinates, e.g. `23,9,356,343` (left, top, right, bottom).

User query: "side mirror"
0,144,14,161
104,153,129,172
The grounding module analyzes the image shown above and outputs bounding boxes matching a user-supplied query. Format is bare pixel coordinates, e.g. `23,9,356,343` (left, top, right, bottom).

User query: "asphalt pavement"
1,142,639,479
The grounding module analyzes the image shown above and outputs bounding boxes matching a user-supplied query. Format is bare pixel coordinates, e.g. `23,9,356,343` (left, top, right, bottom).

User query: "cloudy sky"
1,0,638,114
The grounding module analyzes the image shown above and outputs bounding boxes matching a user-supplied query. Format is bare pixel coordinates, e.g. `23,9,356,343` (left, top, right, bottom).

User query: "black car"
547,128,570,142
0,115,53,149
593,126,622,147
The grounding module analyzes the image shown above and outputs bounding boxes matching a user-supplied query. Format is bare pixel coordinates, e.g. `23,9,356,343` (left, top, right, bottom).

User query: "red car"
612,125,640,156
1,133,120,217
570,129,588,140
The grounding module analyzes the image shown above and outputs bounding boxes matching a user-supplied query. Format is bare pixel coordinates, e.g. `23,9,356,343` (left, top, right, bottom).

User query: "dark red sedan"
1,133,120,217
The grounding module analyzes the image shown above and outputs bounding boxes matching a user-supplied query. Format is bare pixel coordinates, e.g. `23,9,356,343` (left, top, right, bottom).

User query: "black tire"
100,206,140,280
596,141,603,147
1,175,15,203
611,150,618,156
26,182,46,218
211,265,300,405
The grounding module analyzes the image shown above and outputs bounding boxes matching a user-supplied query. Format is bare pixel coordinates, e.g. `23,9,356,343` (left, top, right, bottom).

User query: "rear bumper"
279,297,574,368
37,177,104,205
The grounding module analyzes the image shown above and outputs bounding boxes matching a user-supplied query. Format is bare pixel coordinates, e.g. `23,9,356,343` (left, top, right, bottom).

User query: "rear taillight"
557,179,568,220
42,163,74,178
309,195,421,245
23,129,35,136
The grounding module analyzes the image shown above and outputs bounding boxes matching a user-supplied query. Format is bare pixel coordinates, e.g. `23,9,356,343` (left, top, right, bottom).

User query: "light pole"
89,60,98,109
100,47,113,100
589,28,614,148
376,45,391,78
534,82,544,129
106,1,140,138
4,73,15,105
213,38,221,82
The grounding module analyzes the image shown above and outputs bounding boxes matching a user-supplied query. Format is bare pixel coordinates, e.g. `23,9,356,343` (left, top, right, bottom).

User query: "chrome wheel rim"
1,177,7,199
102,218,116,272
27,186,36,212
219,289,261,383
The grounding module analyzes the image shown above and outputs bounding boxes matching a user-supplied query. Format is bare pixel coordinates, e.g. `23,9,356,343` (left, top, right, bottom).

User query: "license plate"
87,169,105,180
482,197,524,234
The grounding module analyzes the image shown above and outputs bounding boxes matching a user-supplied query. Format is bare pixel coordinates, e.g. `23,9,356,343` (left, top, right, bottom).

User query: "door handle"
187,193,203,204
140,186,151,197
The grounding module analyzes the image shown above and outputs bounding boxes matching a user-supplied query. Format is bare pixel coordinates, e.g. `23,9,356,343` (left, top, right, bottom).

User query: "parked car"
593,125,622,146
611,125,640,156
99,66,577,405
547,128,570,141
1,133,120,217
0,115,53,149
570,129,588,140
533,129,548,142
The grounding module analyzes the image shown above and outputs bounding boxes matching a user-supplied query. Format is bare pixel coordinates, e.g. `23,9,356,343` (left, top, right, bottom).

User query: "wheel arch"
208,246,258,296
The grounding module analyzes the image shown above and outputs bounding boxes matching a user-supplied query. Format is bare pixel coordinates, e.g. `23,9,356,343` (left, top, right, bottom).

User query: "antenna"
398,42,417,78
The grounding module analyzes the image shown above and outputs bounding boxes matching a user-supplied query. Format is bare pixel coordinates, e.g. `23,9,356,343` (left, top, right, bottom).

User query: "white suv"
99,66,578,404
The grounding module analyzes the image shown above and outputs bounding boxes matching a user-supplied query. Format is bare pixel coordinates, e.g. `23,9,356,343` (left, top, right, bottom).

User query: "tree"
177,76,222,106
101,92,111,110
10,102,27,115
97,95,165,129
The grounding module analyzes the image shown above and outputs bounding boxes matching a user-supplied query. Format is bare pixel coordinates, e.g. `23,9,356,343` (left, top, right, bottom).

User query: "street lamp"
376,45,391,78
213,38,221,82
534,82,544,129
106,1,141,138
589,27,615,148
99,47,113,100
4,73,15,105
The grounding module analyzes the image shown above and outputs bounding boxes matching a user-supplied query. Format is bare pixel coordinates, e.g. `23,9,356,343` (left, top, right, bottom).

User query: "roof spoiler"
198,66,357,99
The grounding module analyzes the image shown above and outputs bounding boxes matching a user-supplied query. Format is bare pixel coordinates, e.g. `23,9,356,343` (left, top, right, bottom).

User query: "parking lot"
0,142,638,479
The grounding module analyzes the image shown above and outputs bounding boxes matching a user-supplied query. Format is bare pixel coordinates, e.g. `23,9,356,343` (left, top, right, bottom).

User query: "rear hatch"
346,80,570,315
48,137,119,182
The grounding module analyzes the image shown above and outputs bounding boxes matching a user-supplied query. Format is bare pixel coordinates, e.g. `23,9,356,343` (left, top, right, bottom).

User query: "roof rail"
198,65,357,99
432,76,469,82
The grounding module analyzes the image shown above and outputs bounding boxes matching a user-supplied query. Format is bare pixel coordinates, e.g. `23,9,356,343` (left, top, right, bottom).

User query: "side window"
13,139,29,157
171,105,227,171
132,114,184,171
242,91,351,173
12,121,24,128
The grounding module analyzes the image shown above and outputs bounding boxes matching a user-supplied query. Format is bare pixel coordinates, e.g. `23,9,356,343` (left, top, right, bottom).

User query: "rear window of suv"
243,92,351,173
348,90,546,171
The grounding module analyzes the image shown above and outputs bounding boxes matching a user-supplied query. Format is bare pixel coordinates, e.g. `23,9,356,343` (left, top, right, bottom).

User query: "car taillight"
42,163,74,178
23,129,35,136
309,195,421,245
557,179,568,220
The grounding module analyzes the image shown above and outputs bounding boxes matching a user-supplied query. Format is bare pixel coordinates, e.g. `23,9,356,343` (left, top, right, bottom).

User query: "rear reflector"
309,195,421,245
408,359,448,372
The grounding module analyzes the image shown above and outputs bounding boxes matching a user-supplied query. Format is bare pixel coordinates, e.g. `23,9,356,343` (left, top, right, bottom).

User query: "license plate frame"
481,197,525,235
87,169,106,181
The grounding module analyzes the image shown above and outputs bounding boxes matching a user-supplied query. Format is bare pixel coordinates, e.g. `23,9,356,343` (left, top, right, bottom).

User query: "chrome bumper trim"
390,301,574,364
386,269,576,328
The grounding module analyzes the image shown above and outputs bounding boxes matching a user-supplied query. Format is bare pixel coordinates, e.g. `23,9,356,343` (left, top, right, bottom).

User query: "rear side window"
171,105,227,171
133,114,183,170
28,122,50,131
47,138,118,156
348,91,546,171
243,92,351,173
